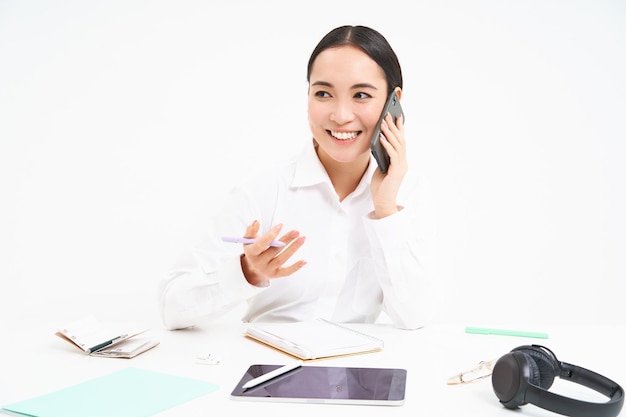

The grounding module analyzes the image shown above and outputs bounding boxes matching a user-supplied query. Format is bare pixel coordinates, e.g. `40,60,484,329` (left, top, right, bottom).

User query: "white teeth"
330,130,358,140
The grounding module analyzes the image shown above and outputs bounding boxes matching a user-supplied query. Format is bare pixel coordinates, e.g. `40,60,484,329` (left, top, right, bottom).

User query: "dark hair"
306,25,403,95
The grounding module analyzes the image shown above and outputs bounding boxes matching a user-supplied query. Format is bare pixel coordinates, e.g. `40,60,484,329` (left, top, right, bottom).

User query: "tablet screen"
230,364,407,406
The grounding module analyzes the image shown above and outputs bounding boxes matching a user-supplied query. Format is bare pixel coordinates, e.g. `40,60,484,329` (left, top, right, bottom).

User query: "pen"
465,326,548,339
221,236,285,248
88,334,127,354
242,360,303,389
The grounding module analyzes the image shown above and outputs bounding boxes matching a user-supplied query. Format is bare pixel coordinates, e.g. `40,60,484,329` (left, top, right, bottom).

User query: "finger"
273,259,308,278
246,235,306,280
379,132,397,160
394,113,404,129
269,235,306,268
380,122,395,151
266,257,307,279
244,220,260,239
381,116,401,143
277,229,301,247
383,112,403,130
256,223,283,248
382,116,406,156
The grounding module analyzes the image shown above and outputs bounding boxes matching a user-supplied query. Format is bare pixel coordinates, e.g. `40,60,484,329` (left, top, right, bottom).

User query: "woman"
158,25,436,330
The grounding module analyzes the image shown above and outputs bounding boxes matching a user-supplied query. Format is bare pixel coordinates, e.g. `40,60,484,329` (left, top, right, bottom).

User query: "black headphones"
492,345,624,417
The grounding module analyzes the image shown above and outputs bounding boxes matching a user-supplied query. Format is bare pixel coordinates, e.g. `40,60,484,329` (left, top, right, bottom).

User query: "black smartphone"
370,90,404,174
230,364,407,406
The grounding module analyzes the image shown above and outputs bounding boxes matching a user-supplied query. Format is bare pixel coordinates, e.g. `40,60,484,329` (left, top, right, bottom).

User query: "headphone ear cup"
521,352,542,388
492,348,554,409
492,352,528,408
513,345,559,390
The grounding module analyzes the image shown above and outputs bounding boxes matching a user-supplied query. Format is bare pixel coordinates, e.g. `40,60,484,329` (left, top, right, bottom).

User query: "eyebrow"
310,81,379,91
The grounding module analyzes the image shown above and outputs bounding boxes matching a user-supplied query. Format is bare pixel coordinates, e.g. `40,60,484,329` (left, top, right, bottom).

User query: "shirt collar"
291,139,328,188
291,139,378,191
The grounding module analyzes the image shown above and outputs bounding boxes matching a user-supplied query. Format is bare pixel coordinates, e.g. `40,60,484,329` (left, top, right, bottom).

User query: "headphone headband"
492,345,624,417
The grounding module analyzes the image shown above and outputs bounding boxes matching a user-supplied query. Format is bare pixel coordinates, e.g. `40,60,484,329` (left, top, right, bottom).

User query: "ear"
394,86,402,100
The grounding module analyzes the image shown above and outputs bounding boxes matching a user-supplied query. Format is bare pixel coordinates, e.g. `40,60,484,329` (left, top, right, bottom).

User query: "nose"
330,99,355,124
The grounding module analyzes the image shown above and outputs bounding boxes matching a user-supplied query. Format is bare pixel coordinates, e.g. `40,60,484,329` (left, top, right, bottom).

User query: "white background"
1,0,624,327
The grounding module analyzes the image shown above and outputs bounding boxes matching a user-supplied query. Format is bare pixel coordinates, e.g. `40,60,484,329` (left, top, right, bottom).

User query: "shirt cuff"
217,255,268,300
364,206,413,251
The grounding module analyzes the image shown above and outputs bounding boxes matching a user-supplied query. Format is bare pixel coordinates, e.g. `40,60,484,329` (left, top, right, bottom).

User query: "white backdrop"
1,0,624,327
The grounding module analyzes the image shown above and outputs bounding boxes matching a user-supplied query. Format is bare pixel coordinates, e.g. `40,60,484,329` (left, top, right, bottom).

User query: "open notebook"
245,318,384,360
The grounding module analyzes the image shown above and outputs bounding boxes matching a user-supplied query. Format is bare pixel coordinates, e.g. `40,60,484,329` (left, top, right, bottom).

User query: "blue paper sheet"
2,367,219,417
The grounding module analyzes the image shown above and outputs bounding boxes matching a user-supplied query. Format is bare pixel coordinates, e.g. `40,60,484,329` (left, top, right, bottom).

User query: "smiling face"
307,45,389,171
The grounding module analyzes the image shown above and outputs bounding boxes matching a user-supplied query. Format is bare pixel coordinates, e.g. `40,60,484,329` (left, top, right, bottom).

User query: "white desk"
1,305,624,417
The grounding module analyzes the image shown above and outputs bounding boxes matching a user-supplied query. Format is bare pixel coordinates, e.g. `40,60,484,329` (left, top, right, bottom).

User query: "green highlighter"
465,326,548,339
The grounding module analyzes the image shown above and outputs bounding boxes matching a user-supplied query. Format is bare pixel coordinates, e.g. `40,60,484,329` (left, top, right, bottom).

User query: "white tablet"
230,364,407,406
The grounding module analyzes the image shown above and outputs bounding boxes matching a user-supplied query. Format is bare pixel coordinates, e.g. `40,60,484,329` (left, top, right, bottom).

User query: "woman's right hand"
240,220,307,287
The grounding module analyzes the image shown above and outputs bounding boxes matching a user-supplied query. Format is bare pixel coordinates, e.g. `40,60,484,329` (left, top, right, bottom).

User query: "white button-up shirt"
158,139,436,330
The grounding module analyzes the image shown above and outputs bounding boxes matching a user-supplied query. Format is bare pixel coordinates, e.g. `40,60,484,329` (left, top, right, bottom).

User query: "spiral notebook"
245,318,384,360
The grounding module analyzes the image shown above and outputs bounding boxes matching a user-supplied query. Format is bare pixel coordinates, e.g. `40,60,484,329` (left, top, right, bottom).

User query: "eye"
354,92,372,99
314,90,331,98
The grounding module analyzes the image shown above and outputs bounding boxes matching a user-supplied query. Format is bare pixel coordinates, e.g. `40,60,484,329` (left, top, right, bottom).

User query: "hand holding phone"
370,90,404,174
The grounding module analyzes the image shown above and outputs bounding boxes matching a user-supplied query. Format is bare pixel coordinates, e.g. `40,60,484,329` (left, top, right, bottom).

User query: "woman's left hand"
370,113,408,218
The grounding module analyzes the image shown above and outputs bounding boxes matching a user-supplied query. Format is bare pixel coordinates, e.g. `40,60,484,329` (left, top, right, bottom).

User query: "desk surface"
1,308,624,417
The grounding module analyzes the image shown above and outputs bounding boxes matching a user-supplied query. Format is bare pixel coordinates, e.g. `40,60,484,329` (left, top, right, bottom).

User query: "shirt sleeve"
363,174,439,330
157,184,273,330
